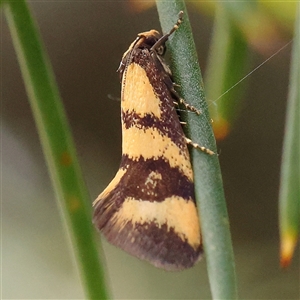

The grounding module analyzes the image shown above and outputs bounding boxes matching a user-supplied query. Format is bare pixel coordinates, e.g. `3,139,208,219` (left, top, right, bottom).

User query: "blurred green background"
2,1,299,299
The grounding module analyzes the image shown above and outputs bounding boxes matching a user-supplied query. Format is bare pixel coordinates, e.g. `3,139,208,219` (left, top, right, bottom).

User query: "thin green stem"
4,1,109,299
205,4,249,140
279,3,300,268
156,1,238,299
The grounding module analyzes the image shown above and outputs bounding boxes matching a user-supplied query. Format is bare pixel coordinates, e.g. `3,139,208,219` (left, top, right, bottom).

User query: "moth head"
136,30,166,55
117,29,166,78
117,12,183,80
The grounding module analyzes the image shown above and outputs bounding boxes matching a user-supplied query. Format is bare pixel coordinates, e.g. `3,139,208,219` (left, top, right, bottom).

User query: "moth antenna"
151,11,184,52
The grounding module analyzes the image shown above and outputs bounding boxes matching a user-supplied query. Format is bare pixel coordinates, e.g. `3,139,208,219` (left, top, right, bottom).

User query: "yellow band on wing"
122,125,193,181
110,196,201,250
122,63,162,118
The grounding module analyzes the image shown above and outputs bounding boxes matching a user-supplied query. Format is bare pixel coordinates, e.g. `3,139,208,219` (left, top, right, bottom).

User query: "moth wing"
93,157,202,271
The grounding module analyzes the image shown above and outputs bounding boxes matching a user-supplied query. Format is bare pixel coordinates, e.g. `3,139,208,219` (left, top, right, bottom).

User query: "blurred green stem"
156,1,238,299
4,1,109,299
205,4,249,140
279,3,300,267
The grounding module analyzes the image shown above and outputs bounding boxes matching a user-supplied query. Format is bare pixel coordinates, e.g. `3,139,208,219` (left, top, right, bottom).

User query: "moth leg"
171,86,201,115
172,83,181,88
178,98,201,115
185,138,215,155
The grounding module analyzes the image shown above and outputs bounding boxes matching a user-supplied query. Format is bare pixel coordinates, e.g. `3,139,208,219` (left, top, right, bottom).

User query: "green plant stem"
205,4,249,139
155,1,237,299
4,2,109,299
279,3,300,265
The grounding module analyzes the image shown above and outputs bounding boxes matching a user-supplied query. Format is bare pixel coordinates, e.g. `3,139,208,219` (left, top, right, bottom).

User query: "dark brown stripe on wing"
94,155,194,216
122,109,186,149
101,219,202,271
118,154,194,201
93,155,195,232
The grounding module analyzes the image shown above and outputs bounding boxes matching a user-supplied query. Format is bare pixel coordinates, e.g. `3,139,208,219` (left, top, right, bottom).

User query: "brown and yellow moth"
93,12,213,271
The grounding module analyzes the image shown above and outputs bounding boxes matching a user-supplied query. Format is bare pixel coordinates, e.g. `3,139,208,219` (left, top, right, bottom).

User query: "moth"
93,12,212,271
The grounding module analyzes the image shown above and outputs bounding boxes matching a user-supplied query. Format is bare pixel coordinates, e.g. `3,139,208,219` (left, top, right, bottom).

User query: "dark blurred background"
2,1,299,299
